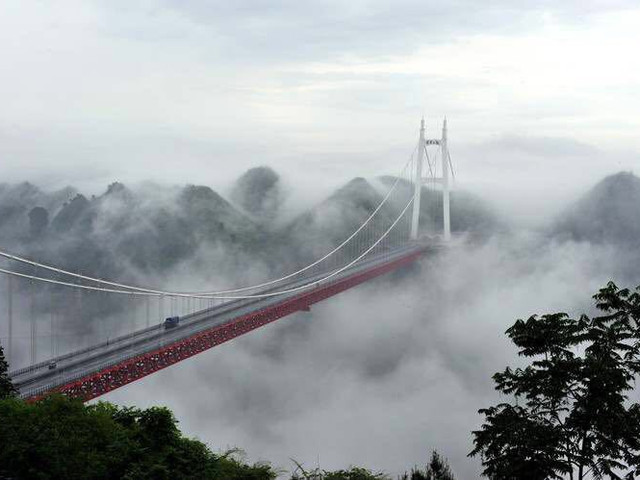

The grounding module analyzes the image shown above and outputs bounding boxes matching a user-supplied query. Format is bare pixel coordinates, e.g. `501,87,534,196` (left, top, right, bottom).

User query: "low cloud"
102,230,631,478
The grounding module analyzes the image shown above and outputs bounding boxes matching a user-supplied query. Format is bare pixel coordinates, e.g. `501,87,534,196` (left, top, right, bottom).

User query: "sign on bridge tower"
410,117,452,241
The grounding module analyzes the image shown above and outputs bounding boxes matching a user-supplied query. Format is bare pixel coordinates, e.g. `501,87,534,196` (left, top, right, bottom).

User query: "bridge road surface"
11,242,436,401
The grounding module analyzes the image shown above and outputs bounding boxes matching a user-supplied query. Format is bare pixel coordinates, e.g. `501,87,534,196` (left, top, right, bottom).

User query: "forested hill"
0,167,500,283
552,171,640,246
5,169,638,289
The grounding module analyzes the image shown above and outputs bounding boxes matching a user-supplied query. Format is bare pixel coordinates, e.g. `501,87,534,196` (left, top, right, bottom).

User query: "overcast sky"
1,0,639,222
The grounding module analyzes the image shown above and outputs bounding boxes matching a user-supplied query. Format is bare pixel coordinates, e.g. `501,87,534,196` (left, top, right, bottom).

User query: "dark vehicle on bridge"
164,316,180,329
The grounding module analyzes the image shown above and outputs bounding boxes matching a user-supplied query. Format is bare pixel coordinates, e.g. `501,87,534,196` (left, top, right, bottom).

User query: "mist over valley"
1,166,638,477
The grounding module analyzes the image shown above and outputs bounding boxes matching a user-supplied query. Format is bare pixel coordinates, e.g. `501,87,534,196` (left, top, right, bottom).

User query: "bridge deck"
11,243,433,402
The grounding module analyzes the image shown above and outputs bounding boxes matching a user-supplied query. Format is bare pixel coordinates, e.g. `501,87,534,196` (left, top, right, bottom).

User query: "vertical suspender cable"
7,275,12,366
30,279,36,365
50,285,54,359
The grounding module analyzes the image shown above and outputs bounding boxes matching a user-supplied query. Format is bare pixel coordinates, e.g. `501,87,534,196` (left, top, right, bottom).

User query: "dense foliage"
470,282,640,479
0,345,16,399
291,465,389,480
0,394,277,480
399,451,456,480
0,344,457,480
291,451,456,480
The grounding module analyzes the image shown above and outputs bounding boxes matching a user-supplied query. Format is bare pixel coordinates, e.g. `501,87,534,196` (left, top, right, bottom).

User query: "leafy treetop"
470,281,640,480
0,344,16,399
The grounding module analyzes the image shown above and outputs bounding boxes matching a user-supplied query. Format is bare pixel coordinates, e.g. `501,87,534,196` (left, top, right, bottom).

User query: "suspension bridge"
2,119,454,402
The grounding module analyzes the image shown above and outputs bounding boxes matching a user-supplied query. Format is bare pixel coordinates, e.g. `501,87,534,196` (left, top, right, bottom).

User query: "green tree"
291,463,388,480
400,451,456,480
0,344,16,398
425,451,456,480
0,394,277,480
470,282,640,479
0,395,134,479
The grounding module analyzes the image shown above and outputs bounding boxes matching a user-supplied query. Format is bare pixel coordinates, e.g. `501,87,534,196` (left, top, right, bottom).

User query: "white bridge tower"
409,117,452,241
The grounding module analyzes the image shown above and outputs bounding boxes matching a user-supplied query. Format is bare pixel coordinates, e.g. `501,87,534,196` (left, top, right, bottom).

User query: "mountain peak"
554,171,640,245
230,166,282,221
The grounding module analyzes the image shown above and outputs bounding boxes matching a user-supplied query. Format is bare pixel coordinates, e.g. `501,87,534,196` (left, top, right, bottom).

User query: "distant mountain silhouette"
0,172,501,284
283,175,500,266
377,176,500,237
51,194,93,234
289,177,390,236
553,172,640,246
4,181,269,280
0,182,76,241
0,172,505,345
230,166,283,223
284,177,398,263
